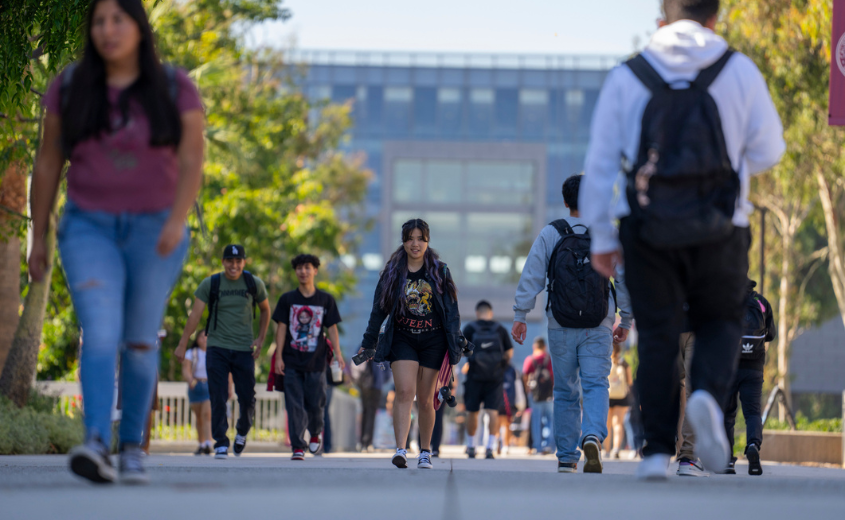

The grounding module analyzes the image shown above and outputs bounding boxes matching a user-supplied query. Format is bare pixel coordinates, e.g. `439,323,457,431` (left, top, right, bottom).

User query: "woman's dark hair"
377,219,458,314
291,254,321,269
62,0,181,155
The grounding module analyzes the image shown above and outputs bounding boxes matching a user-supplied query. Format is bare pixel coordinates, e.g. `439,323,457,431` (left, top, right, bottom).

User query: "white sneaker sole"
214,453,228,460
418,462,433,469
635,454,671,481
676,466,710,477
687,391,730,474
120,472,150,485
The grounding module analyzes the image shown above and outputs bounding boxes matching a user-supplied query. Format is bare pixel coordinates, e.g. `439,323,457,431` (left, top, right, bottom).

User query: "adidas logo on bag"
742,343,754,353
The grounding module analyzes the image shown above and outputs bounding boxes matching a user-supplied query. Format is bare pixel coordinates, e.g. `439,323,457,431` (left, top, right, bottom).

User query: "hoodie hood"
643,20,729,76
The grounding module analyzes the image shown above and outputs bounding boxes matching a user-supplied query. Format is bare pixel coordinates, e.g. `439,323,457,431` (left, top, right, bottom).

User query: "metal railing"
761,386,797,430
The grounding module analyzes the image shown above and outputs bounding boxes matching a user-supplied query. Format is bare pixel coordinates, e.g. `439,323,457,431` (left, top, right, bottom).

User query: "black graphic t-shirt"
272,288,342,372
395,269,442,331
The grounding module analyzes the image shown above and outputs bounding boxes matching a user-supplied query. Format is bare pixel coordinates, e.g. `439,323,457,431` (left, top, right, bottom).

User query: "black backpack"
546,220,614,329
467,322,505,382
528,355,553,402
740,293,768,359
205,271,259,332
625,50,740,249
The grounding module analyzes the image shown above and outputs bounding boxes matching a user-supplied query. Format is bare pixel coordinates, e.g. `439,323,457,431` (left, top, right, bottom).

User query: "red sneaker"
308,435,322,454
291,450,305,461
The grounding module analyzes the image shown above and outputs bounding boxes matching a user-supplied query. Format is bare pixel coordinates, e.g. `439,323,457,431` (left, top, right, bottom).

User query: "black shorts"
464,379,503,413
387,329,448,371
609,394,632,408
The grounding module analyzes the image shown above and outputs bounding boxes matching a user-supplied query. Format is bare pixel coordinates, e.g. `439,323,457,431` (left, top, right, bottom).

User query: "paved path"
3,448,844,520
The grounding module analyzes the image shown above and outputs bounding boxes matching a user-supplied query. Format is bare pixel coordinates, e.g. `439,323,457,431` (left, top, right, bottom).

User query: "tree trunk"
0,161,27,373
777,229,792,421
0,214,55,407
817,173,845,332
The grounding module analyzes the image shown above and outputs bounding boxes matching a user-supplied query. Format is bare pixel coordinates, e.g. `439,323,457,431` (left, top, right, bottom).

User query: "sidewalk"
2,448,844,520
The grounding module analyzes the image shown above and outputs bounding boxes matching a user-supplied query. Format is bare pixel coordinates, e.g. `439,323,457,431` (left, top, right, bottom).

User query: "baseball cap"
222,244,246,259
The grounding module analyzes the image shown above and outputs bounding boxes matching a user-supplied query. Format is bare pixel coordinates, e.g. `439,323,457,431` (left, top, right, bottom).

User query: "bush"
0,392,84,455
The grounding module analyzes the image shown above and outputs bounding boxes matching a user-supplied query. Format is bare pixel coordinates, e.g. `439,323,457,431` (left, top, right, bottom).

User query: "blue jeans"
548,326,613,463
531,400,554,451
58,201,188,447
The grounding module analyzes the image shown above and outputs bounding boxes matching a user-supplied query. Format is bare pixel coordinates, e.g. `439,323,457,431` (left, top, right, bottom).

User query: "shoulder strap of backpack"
692,49,735,90
206,273,221,332
549,219,573,238
60,63,79,113
626,54,669,93
242,271,258,320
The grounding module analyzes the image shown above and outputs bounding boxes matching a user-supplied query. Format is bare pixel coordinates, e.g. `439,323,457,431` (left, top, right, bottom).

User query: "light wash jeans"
548,326,613,463
58,201,188,447
531,399,554,452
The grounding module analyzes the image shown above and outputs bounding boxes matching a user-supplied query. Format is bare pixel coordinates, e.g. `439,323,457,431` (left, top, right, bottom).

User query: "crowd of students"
29,0,785,484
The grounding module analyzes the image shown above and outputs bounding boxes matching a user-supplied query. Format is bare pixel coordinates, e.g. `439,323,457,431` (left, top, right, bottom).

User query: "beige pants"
676,332,696,460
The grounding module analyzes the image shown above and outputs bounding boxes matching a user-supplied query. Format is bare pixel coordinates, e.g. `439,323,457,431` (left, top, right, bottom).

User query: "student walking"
605,342,633,459
176,245,271,460
352,350,387,452
29,0,204,484
358,219,465,469
724,279,776,476
513,175,633,474
272,254,344,461
522,338,554,455
580,0,785,478
676,329,708,476
497,362,522,455
183,331,212,455
461,300,514,459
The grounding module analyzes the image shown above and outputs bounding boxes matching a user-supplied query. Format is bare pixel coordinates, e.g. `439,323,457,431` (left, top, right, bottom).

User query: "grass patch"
0,391,84,455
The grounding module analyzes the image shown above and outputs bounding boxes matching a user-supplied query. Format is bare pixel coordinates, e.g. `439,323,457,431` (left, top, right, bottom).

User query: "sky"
250,0,663,57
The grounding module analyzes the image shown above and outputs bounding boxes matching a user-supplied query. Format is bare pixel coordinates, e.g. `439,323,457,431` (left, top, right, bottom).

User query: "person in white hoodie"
579,0,785,480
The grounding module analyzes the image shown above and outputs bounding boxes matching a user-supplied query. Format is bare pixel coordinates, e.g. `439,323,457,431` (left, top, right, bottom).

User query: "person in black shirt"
358,219,464,470
272,254,344,461
461,300,513,459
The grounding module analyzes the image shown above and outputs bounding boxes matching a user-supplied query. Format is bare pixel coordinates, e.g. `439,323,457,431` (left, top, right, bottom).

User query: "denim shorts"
188,380,210,403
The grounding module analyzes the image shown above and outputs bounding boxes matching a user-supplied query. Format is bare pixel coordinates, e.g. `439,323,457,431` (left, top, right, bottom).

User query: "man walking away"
176,245,271,460
352,345,387,452
580,0,785,479
462,300,514,459
724,279,776,476
513,174,633,474
522,338,554,456
272,254,344,461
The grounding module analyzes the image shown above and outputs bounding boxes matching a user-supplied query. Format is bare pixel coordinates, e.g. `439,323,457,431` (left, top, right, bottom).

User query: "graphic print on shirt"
289,305,324,352
397,278,435,329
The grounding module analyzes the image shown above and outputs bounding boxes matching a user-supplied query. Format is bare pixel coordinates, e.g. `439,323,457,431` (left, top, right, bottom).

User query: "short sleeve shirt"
272,289,342,372
44,66,203,213
195,274,268,351
394,269,442,331
184,348,208,379
523,353,553,383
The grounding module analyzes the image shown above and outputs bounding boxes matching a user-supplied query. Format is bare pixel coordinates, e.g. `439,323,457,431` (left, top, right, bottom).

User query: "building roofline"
286,49,623,71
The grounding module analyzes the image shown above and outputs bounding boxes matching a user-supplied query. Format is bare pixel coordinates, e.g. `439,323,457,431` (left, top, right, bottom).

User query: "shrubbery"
0,391,83,455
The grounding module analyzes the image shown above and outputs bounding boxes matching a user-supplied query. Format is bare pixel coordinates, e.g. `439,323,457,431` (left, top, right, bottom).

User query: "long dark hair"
62,0,181,154
377,219,458,314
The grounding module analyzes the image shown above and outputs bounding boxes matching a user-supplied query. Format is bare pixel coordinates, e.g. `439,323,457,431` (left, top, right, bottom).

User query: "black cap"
222,244,246,259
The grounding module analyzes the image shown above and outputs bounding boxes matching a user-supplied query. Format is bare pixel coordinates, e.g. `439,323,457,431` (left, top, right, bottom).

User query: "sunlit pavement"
2,446,844,520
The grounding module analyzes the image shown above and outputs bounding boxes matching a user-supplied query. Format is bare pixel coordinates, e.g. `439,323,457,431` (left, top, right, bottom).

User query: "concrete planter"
761,430,843,465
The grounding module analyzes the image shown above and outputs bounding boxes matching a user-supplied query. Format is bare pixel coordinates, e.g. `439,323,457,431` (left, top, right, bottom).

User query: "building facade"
294,51,617,358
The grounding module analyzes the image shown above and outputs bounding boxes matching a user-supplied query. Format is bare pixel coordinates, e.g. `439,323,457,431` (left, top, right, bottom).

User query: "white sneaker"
686,390,730,474
636,454,671,480
418,451,433,469
677,458,709,477
392,449,408,469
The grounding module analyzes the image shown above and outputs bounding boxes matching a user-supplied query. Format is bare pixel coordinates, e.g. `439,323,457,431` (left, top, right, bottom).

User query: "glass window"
385,87,413,102
384,87,412,136
310,85,331,100
520,89,548,105
469,89,494,136
470,88,494,104
438,88,463,137
363,86,383,134
465,212,533,286
414,87,437,133
438,88,461,103
426,161,462,204
393,160,423,203
332,84,356,103
465,161,534,205
495,88,518,137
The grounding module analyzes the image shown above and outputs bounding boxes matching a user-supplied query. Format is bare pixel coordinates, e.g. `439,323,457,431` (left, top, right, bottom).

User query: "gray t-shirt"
195,274,268,351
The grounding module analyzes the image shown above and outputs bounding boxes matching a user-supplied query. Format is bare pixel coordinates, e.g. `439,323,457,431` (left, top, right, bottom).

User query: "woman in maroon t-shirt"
28,0,203,485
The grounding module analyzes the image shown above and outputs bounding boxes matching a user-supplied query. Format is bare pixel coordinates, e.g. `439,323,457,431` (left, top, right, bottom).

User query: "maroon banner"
830,0,845,125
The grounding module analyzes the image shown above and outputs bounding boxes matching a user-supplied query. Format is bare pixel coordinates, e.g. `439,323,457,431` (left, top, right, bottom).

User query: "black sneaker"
558,461,578,473
466,446,476,459
431,450,440,458
725,457,737,475
746,444,763,476
194,445,205,456
234,434,247,456
485,448,495,460
582,435,603,474
69,438,116,484
202,445,212,455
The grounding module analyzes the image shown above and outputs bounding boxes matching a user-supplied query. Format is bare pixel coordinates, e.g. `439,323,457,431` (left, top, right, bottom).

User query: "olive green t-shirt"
195,273,268,351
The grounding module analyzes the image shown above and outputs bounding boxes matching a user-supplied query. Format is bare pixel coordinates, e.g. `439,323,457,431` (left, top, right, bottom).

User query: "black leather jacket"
361,264,464,365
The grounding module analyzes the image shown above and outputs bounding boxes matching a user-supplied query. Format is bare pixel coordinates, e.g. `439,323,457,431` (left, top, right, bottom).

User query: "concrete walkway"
2,447,844,520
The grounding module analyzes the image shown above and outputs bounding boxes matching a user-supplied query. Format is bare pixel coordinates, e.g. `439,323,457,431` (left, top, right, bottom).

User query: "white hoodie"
580,20,786,254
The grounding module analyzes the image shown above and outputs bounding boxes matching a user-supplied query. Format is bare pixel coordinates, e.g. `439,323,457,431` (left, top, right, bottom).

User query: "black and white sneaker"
308,435,322,454
677,457,709,477
485,448,495,460
119,445,150,485
69,439,116,484
392,448,408,468
418,450,433,469
582,435,603,474
725,458,737,475
234,434,247,456
466,446,476,459
687,390,730,474
746,444,763,476
214,447,228,460
558,462,578,473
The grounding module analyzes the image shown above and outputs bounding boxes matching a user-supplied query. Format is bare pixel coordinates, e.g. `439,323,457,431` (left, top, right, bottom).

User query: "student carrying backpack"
527,354,553,403
205,270,260,331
